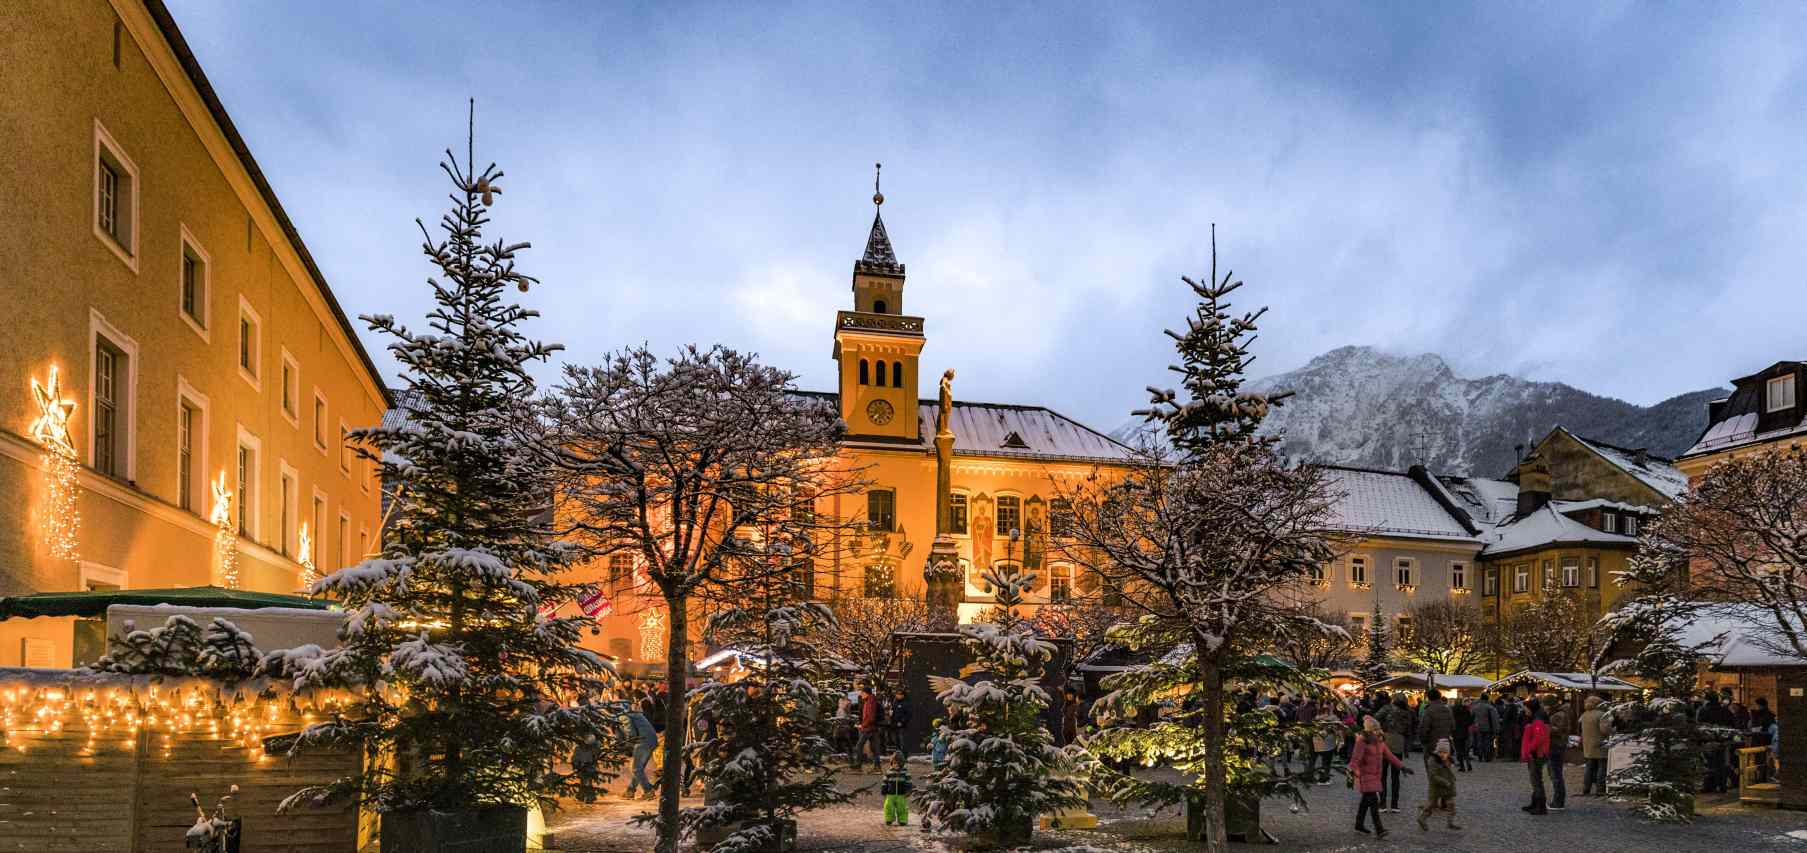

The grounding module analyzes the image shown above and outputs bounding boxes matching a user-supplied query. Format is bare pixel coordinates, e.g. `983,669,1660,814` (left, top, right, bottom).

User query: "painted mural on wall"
1024,495,1047,592
971,492,994,572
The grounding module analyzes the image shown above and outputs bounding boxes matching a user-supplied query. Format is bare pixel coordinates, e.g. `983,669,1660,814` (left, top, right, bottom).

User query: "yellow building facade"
0,0,390,666
581,187,1138,674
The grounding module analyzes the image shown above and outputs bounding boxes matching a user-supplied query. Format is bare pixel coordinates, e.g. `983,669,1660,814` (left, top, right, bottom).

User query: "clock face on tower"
865,399,895,426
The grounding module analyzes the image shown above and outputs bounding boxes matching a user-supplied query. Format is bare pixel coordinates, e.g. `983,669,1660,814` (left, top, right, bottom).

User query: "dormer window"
1602,512,1618,533
1768,374,1795,413
1000,431,1029,449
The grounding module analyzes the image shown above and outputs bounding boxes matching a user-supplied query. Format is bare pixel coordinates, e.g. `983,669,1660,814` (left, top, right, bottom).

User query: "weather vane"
873,162,884,207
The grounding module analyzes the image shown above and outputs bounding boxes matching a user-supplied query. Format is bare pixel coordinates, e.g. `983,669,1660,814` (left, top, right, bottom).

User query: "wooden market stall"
1367,672,1493,699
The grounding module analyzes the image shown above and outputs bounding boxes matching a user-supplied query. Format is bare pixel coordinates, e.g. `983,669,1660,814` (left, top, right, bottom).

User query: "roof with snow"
1567,432,1689,500
1368,672,1494,691
1321,466,1479,543
801,393,1136,464
1668,604,1806,670
1682,360,1807,459
1479,503,1639,557
1439,476,1520,526
1485,671,1641,693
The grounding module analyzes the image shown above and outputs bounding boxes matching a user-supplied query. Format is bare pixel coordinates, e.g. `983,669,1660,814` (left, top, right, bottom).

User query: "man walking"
886,686,914,759
1471,694,1499,762
1579,695,1610,796
1696,691,1735,793
852,682,882,770
1419,691,1457,776
1377,695,1412,812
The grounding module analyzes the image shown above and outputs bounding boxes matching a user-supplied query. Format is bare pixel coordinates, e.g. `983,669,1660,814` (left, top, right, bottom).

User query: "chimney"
1632,447,1649,467
1516,455,1552,517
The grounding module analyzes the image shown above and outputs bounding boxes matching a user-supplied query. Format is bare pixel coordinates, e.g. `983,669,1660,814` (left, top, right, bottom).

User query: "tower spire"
856,162,903,276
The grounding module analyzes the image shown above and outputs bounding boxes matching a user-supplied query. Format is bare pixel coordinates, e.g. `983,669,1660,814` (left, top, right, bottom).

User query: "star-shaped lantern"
29,366,77,457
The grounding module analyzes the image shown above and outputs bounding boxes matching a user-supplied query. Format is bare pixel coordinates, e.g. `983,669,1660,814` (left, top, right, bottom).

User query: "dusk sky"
166,2,1807,429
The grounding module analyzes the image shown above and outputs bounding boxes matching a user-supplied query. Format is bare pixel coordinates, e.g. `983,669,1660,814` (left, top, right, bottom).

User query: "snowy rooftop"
801,392,1135,463
1550,497,1660,515
1669,604,1806,670
1322,467,1478,542
1486,671,1640,692
1439,476,1520,526
1570,433,1689,500
1480,503,1638,556
1685,412,1807,458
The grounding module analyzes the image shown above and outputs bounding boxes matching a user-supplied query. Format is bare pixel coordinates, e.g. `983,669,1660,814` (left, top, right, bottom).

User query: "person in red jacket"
1520,707,1551,815
1351,716,1407,838
852,683,882,771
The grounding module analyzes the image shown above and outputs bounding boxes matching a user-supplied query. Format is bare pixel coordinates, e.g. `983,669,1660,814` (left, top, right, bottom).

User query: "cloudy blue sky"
166,2,1807,429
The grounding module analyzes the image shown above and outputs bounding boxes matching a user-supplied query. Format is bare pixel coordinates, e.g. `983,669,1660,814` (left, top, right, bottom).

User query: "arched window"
858,359,869,385
891,361,904,388
873,299,888,314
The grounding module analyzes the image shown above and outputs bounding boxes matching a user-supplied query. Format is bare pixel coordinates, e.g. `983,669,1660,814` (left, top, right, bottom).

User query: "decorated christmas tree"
915,561,1088,846
1358,605,1392,686
268,108,624,818
679,574,848,853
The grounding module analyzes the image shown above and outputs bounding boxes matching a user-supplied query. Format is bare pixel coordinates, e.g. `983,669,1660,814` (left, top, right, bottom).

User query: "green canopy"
0,586,328,620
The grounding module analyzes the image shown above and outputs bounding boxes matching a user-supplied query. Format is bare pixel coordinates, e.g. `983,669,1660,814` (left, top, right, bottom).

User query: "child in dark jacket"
1418,738,1462,831
882,752,913,826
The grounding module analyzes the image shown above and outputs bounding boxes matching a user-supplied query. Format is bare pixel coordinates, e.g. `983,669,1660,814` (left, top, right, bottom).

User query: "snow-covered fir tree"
86,615,262,680
679,570,849,853
268,118,623,814
1059,231,1338,852
1358,606,1392,685
915,560,1088,846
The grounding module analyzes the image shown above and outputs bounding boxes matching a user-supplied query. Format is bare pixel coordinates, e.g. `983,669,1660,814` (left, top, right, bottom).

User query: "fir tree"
1595,594,1722,822
269,109,623,815
915,561,1088,845
1059,231,1338,852
87,615,262,680
1358,606,1392,685
679,568,849,853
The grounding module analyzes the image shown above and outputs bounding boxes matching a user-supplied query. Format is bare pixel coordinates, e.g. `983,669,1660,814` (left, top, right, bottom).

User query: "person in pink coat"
1350,715,1407,838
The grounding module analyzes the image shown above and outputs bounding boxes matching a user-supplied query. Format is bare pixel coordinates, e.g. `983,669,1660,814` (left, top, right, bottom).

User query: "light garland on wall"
210,472,240,590
296,522,319,589
28,366,80,561
639,608,667,660
0,680,346,761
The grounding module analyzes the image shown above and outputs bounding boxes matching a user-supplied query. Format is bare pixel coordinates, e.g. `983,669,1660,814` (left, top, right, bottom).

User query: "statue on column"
925,369,963,621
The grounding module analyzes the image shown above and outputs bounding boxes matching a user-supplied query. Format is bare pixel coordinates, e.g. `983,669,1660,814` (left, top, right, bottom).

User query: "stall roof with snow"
1485,670,1640,693
1368,672,1493,692
0,586,328,619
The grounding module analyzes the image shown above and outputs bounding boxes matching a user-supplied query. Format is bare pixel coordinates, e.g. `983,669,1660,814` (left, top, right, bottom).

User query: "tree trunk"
1199,653,1229,853
656,595,689,853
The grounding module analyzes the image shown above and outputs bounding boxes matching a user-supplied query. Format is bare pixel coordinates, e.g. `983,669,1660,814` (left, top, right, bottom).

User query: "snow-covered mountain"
1112,345,1727,477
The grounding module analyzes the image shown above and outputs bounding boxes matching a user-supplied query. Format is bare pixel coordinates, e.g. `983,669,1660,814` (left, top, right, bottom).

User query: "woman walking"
1521,706,1551,815
1351,716,1406,838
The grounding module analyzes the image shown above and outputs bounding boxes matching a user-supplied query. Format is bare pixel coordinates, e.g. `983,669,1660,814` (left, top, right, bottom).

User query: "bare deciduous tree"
1501,593,1594,672
817,591,945,691
1270,606,1362,672
1395,598,1487,674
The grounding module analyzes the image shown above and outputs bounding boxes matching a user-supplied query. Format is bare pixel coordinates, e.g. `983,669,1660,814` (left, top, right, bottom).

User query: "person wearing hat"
1418,738,1462,832
1351,715,1408,838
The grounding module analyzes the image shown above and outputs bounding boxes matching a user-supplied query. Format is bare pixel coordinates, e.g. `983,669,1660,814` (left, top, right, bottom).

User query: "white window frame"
1394,557,1416,589
1542,559,1557,590
177,224,211,342
234,424,262,540
1514,563,1529,594
1348,555,1370,588
995,492,1024,540
1484,566,1499,596
1586,556,1600,588
337,509,352,570
1562,556,1580,588
237,296,263,391
88,309,140,482
1450,561,1468,591
949,490,970,537
174,377,210,515
279,348,301,427
312,387,329,453
92,119,139,271
278,459,299,557
1624,515,1639,537
339,418,353,475
79,561,128,591
358,523,371,562
1602,512,1618,533
1768,375,1796,413
310,486,328,562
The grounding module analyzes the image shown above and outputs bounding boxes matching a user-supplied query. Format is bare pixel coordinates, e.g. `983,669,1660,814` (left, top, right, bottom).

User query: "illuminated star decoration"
210,472,240,589
639,609,667,660
30,366,80,561
297,522,319,590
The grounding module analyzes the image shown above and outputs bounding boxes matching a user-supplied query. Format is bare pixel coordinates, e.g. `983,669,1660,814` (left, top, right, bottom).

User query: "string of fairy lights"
297,522,319,589
210,472,241,590
0,680,345,761
29,366,80,561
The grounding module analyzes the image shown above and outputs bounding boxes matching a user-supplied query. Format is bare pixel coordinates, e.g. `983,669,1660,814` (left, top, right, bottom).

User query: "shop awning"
0,586,328,620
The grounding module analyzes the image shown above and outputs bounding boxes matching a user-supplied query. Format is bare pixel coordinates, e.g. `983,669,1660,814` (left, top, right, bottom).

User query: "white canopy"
1485,671,1640,693
1369,672,1493,691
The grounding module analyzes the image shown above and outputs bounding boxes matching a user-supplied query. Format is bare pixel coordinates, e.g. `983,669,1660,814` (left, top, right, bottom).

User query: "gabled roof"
1320,466,1480,543
1439,475,1520,526
1479,503,1637,556
854,211,904,277
1564,430,1689,501
799,392,1135,464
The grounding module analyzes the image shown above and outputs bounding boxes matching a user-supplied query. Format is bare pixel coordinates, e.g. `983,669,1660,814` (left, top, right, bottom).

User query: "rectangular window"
949,492,968,535
1349,555,1369,588
93,121,138,267
1049,498,1074,538
93,341,120,477
1624,515,1639,537
1586,556,1600,588
790,557,816,600
1484,566,1499,596
1451,561,1468,591
338,511,351,569
279,469,296,556
997,495,1022,538
1395,557,1415,588
1542,559,1556,590
359,526,369,562
1768,374,1796,412
1603,512,1617,533
608,553,633,585
863,563,894,598
340,423,352,473
178,227,210,338
1049,563,1072,603
177,401,195,510
1562,557,1580,588
311,493,325,558
867,489,895,532
1350,614,1368,642
280,351,299,424
236,444,254,535
1396,617,1413,642
1514,563,1529,593
238,298,262,388
1309,562,1328,584
313,392,328,449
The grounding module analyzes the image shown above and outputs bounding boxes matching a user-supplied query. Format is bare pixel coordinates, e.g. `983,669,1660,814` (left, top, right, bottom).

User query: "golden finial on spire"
873,162,884,206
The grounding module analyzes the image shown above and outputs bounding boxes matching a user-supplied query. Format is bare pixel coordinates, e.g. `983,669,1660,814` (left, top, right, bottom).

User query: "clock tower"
833,164,925,442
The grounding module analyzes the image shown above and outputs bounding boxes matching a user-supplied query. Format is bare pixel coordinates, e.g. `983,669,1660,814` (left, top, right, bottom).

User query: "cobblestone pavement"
543,756,1807,852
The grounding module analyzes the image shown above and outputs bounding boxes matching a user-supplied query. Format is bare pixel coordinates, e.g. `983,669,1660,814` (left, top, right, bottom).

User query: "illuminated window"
608,553,633,586
1349,555,1369,587
1450,561,1468,590
1395,557,1415,588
